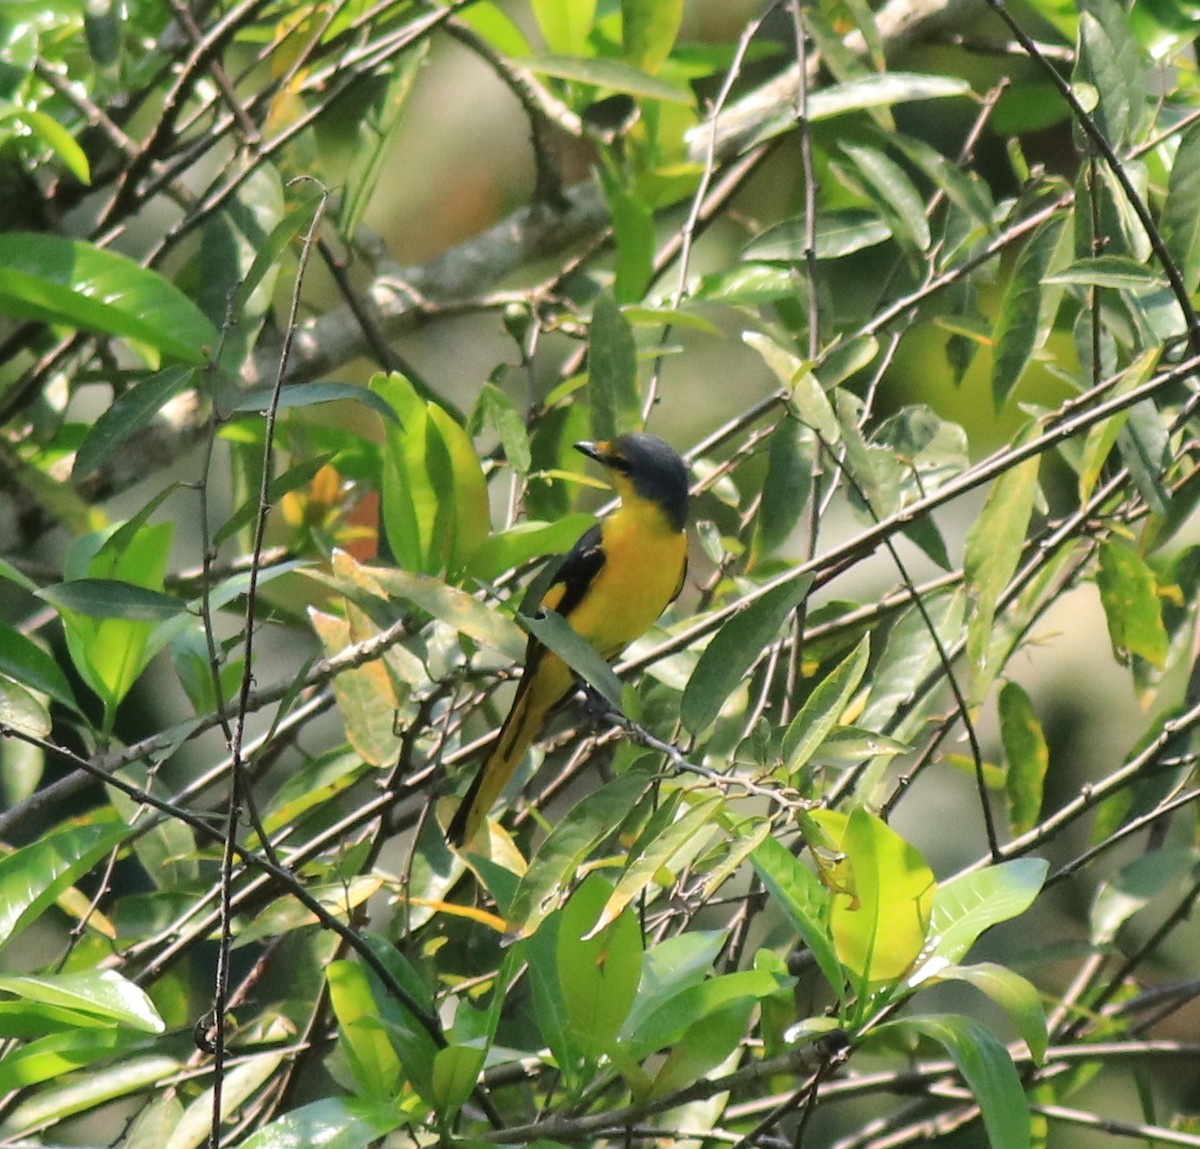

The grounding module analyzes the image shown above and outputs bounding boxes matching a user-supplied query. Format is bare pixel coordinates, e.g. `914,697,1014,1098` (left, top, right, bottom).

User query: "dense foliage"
2,0,1200,1145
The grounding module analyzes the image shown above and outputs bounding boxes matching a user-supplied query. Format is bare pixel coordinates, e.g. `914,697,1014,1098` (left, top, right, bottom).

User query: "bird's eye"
609,457,632,473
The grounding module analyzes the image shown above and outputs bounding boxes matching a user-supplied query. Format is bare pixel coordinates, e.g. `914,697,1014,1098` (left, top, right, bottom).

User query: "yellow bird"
446,433,689,847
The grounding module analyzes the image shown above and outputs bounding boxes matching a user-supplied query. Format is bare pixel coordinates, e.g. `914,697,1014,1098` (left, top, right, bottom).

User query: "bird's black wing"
544,522,605,619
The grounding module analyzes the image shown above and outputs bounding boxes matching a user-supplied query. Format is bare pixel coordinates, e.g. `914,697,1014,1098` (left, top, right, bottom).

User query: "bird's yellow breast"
565,501,686,657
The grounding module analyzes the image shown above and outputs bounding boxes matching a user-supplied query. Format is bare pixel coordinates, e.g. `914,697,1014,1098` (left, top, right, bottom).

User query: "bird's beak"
574,439,607,464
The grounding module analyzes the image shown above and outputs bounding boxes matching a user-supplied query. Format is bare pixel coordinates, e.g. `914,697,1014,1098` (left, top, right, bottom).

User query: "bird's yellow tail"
446,683,548,847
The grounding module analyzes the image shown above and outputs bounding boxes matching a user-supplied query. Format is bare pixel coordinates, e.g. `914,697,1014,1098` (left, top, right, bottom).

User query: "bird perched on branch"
446,432,689,847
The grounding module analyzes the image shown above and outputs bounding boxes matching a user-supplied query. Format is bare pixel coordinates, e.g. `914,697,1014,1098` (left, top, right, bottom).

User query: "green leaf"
840,143,931,251
232,381,399,424
750,418,813,565
1074,6,1146,149
557,874,643,1057
465,514,595,583
751,836,844,999
648,996,753,1099
525,55,693,103
1161,124,1200,291
1089,847,1196,946
425,401,490,575
371,372,436,572
506,763,657,938
0,970,163,1033
917,857,1049,969
991,217,1069,408
891,134,995,227
531,0,596,55
522,606,626,711
744,209,891,262
1000,681,1049,836
604,174,655,303
622,930,727,1038
622,968,789,1059
0,107,90,185
0,1028,149,1094
1044,256,1164,292
163,1051,285,1149
38,579,185,622
622,0,683,73
0,1053,180,1134
0,621,79,714
73,366,196,479
0,676,51,737
526,911,586,1086
1116,399,1171,517
472,381,532,474
588,291,640,439
54,522,176,719
859,590,965,733
355,565,525,662
963,453,1040,702
0,232,217,366
744,73,971,147
236,1097,405,1149
871,1015,1030,1149
0,820,127,951
328,960,403,1103
338,44,426,238
230,185,323,319
741,331,839,443
782,636,870,775
1095,538,1168,666
921,962,1048,1064
680,575,813,734
430,1044,485,1119
812,807,935,986
594,796,721,933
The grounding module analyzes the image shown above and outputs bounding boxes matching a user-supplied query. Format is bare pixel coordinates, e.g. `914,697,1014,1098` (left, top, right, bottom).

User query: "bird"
446,432,689,847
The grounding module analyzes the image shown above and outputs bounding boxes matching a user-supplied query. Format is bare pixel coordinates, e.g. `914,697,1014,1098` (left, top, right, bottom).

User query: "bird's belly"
567,517,685,654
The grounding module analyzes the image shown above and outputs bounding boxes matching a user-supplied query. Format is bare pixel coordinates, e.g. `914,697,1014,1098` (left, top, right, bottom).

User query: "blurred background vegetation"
2,0,1200,1145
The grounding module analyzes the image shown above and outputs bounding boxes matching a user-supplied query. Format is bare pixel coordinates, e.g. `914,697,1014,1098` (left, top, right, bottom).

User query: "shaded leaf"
525,55,692,102
74,367,196,480
0,621,78,714
782,636,870,775
588,291,640,439
872,1015,1030,1149
232,381,399,423
0,232,216,365
38,579,185,622
680,575,813,734
1000,681,1049,836
963,453,1040,702
991,217,1069,408
1096,538,1168,666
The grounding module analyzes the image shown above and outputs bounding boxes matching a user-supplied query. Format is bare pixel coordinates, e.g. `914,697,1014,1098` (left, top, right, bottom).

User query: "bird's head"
575,433,689,533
